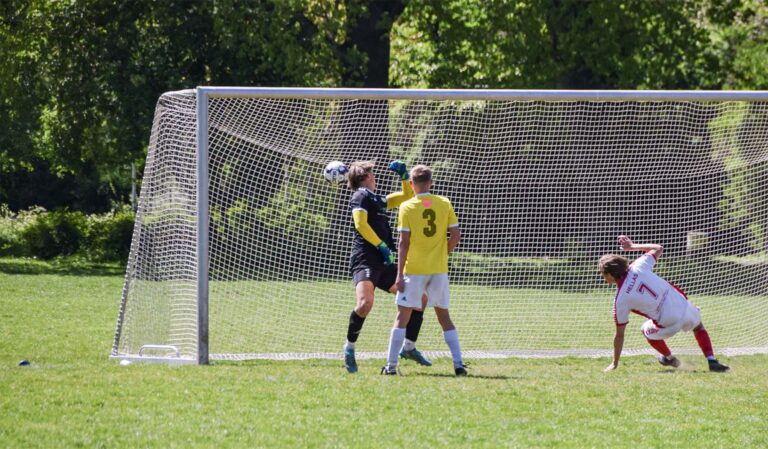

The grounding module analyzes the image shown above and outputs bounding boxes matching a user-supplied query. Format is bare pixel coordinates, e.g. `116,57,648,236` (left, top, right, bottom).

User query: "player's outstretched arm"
618,235,663,260
604,324,626,372
386,160,414,208
352,210,393,266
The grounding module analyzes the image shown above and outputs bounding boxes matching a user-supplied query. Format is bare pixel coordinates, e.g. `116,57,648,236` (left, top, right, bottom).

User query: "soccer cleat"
399,348,433,366
344,348,358,373
380,365,398,375
708,359,730,372
657,355,681,368
454,364,469,376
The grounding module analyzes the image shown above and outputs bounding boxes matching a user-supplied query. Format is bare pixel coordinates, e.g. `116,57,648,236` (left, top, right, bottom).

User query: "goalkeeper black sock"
346,310,366,343
405,309,424,343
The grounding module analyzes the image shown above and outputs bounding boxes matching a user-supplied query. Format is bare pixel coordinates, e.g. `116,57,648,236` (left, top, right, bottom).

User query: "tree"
392,0,719,89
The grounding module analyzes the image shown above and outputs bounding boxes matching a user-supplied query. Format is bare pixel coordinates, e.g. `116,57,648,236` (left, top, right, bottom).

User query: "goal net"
112,88,768,364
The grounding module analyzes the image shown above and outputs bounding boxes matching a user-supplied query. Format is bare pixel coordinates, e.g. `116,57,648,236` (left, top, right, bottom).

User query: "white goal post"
112,87,768,364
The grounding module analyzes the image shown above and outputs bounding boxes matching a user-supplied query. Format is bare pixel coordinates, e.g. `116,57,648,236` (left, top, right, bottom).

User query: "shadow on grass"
413,371,519,380
0,257,124,276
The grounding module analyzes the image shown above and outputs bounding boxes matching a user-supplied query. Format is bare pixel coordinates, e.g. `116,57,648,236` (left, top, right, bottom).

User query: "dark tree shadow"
0,258,124,276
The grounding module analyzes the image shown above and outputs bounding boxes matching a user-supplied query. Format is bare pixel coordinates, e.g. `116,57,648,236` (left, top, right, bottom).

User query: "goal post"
112,87,768,364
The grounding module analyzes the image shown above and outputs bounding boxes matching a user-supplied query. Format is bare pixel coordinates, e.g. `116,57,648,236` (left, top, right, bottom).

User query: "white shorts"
394,273,450,309
642,302,701,340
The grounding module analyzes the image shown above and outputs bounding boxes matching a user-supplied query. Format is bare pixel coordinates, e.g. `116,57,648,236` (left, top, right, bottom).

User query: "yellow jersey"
397,193,459,275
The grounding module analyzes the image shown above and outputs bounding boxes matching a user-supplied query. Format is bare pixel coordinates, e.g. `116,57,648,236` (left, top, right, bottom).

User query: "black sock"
405,310,424,343
346,311,366,343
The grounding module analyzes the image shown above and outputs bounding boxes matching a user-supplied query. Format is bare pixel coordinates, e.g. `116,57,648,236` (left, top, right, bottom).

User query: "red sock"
694,329,714,358
646,338,671,357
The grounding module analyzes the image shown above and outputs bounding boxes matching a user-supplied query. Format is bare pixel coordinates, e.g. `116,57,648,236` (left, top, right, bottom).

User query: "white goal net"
112,88,768,363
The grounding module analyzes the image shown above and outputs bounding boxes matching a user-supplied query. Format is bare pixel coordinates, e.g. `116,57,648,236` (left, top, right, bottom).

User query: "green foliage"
708,103,768,253
702,0,768,89
1,0,767,237
390,0,768,90
256,160,334,241
20,209,89,259
0,204,134,261
257,186,331,241
86,206,135,262
0,204,46,256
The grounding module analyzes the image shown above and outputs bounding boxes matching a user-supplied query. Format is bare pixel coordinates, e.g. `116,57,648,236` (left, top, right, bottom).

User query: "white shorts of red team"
394,273,450,309
642,301,702,340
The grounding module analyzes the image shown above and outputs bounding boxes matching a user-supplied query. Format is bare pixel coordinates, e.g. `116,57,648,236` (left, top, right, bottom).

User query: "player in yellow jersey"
381,164,466,376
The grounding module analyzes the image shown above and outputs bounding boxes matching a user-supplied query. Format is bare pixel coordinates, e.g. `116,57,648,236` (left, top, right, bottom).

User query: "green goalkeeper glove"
388,160,409,181
377,242,395,266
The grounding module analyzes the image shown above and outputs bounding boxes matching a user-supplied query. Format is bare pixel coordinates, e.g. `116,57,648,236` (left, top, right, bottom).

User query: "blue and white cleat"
344,347,358,373
399,348,432,366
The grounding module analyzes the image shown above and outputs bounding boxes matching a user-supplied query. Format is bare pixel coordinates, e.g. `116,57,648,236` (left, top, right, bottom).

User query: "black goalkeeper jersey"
349,187,395,263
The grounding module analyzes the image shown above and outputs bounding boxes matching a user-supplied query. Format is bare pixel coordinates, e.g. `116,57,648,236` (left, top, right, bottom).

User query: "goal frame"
113,87,768,365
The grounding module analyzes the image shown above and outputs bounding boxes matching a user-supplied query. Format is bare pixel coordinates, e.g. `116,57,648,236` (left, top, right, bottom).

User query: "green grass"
119,278,768,359
1,257,767,449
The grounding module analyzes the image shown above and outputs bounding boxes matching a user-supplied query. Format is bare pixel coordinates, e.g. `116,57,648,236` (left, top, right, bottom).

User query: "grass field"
119,277,768,360
1,257,767,448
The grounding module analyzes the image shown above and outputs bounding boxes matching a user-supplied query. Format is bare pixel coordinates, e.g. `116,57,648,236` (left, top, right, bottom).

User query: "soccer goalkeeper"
342,160,432,373
599,235,729,373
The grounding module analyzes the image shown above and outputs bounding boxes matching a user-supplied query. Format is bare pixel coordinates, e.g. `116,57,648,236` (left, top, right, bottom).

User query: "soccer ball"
324,161,348,183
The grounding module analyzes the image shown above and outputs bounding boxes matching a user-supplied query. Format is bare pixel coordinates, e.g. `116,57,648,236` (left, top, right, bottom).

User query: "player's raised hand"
388,160,409,180
617,235,634,251
377,242,395,266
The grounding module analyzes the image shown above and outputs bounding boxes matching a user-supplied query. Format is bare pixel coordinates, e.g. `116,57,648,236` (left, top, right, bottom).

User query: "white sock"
344,341,355,352
403,339,416,351
387,328,406,368
443,329,463,368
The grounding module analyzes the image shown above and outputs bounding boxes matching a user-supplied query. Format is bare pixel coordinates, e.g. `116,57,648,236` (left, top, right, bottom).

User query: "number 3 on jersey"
422,209,436,237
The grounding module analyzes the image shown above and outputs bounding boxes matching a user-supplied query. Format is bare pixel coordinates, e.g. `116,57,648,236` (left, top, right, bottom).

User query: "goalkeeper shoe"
454,364,469,376
399,348,433,366
657,355,681,368
708,359,730,373
344,348,358,374
380,365,399,376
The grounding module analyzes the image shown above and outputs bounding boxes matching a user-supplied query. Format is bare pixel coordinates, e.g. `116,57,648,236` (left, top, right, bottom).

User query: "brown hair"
410,164,432,185
598,254,629,281
347,161,374,190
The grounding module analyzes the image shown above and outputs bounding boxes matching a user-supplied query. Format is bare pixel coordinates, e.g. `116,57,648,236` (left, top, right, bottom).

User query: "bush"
86,206,135,262
0,204,135,262
21,209,89,259
0,205,46,256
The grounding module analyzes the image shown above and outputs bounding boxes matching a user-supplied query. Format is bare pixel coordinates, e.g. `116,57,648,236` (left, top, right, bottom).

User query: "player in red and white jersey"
599,235,729,373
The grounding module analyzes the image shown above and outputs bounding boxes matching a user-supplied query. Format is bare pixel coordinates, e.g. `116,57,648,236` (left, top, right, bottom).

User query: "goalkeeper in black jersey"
343,160,432,373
